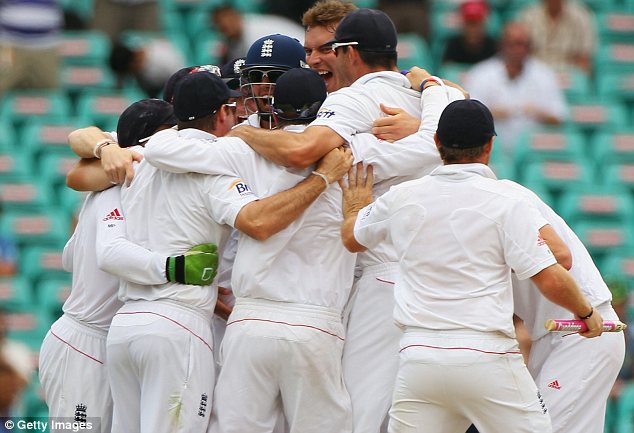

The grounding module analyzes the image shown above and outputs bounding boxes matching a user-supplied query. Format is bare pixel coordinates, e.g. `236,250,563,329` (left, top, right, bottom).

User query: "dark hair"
109,41,135,75
438,145,486,164
340,46,397,69
176,111,221,132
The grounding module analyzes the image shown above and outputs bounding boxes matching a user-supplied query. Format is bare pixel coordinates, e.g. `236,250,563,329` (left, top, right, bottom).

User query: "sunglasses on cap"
242,69,287,84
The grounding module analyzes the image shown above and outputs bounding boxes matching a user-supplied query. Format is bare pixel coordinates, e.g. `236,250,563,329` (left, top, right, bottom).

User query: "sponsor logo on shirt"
316,107,335,119
537,233,547,246
103,208,124,221
229,179,253,197
547,380,561,390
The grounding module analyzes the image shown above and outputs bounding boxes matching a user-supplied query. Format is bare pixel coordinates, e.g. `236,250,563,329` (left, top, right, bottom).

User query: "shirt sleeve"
144,129,252,176
353,189,397,250
502,198,557,280
310,89,382,143
349,86,455,181
202,174,260,228
94,185,168,285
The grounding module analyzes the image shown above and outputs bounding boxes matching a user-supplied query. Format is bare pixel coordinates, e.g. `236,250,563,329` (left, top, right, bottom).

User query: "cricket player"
340,99,604,433
39,99,218,433
104,71,352,433
504,181,626,433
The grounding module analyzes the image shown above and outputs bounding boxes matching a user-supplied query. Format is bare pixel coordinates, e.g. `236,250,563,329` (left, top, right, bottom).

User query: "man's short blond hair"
302,0,357,30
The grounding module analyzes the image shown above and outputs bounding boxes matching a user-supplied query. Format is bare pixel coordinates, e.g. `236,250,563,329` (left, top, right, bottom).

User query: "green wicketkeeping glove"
166,243,219,285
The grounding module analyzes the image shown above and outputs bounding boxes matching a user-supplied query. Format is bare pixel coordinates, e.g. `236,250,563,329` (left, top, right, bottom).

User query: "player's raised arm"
228,124,344,169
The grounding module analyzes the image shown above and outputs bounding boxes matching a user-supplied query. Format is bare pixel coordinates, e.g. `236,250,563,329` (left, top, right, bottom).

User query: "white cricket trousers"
106,300,215,433
39,314,111,433
210,297,352,433
342,262,401,433
528,302,625,433
388,328,552,433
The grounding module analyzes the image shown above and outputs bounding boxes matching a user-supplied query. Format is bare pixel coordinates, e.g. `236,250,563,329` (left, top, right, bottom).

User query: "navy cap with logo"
117,99,177,148
163,65,222,103
244,34,307,69
437,99,497,149
273,68,327,122
221,57,246,90
173,72,240,121
324,8,397,53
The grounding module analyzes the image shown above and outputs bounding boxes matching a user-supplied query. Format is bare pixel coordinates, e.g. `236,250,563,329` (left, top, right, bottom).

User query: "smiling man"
302,0,357,93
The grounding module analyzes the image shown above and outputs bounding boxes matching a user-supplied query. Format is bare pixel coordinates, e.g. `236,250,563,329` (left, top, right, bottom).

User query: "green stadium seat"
58,186,87,217
596,11,634,43
601,252,634,289
566,99,629,134
602,161,634,192
554,67,591,102
0,277,32,309
36,277,71,316
558,186,634,225
0,209,70,249
193,32,225,66
0,179,56,212
397,34,433,71
60,30,110,66
597,71,634,103
521,159,595,197
437,63,471,86
571,221,634,257
0,91,72,126
0,120,17,153
38,153,78,190
75,90,145,131
20,119,84,163
592,130,634,166
61,64,116,92
596,43,634,74
20,246,69,288
512,127,587,172
580,0,620,12
0,151,34,181
3,304,54,348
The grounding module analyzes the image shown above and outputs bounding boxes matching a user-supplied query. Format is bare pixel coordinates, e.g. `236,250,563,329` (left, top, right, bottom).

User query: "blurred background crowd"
0,0,632,431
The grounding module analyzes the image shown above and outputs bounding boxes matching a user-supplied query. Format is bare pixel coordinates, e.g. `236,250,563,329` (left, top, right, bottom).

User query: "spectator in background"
518,0,596,74
109,38,186,98
0,0,62,95
92,0,159,41
377,0,429,40
211,5,305,65
442,0,497,66
464,21,567,157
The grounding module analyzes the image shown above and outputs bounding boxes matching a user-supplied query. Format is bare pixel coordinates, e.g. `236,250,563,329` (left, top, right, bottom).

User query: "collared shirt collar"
178,128,217,140
430,163,498,180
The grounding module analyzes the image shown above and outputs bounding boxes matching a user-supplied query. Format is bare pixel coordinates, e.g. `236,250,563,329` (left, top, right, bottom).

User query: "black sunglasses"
242,69,287,84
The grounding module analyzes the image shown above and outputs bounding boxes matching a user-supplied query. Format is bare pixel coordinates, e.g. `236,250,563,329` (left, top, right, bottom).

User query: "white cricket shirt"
119,129,258,314
62,175,166,331
502,180,614,341
354,163,556,337
144,126,357,311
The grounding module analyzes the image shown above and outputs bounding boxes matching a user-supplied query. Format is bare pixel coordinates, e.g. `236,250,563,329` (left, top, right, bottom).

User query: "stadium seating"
0,277,33,310
557,186,634,225
512,127,587,171
36,277,71,318
397,34,433,71
75,89,145,131
0,209,70,249
20,119,85,164
60,30,111,66
571,220,634,258
0,179,56,212
0,91,72,127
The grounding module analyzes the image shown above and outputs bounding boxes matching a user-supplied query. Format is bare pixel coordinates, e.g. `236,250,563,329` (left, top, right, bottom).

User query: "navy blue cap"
173,72,240,121
273,68,326,121
117,99,176,147
437,99,497,149
325,9,397,54
245,34,307,69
